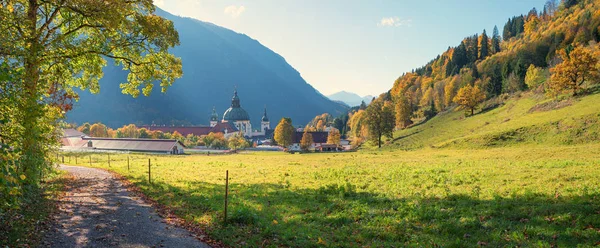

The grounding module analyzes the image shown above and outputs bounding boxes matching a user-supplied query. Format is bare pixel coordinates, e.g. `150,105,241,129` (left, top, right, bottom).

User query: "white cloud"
154,0,165,7
224,5,246,18
378,17,412,27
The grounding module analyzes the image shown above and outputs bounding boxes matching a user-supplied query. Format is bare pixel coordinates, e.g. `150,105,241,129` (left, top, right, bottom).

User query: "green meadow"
60,93,600,247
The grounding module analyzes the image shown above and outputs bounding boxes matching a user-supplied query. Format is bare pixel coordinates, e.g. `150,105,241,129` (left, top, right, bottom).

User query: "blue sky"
155,0,546,96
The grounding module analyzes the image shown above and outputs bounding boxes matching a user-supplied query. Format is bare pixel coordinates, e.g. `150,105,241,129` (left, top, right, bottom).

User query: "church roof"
261,107,269,122
223,90,250,122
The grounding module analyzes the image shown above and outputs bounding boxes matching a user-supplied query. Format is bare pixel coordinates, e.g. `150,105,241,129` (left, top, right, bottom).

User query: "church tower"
210,106,218,127
261,107,270,133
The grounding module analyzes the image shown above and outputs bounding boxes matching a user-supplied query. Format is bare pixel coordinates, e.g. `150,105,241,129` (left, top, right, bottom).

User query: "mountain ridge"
66,8,347,128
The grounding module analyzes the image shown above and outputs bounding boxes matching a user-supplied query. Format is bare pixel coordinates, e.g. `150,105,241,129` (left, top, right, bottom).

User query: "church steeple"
231,89,241,108
261,107,269,122
210,106,218,127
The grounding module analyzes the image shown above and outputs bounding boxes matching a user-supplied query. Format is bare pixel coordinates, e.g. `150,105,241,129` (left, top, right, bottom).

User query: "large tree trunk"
21,0,42,184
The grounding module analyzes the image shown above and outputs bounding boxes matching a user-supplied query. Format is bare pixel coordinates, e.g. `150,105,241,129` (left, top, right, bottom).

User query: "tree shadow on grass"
136,178,600,247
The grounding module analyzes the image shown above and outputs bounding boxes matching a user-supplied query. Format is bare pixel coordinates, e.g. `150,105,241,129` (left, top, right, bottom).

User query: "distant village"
61,90,351,154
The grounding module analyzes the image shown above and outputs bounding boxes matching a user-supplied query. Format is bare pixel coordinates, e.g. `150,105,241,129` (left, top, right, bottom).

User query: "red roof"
293,131,328,144
142,123,238,137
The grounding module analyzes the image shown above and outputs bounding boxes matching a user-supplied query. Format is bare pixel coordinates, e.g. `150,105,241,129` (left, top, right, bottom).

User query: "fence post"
75,156,77,164
127,156,130,172
148,158,151,184
224,170,229,224
108,153,111,167
62,156,64,164
89,155,92,166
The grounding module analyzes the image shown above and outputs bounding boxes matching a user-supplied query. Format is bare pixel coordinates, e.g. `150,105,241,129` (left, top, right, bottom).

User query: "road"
42,165,210,248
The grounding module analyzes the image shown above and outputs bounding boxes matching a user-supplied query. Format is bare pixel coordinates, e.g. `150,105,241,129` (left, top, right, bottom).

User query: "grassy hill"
386,92,600,150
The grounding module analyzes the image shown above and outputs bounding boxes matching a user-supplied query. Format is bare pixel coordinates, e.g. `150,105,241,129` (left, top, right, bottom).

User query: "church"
211,89,271,138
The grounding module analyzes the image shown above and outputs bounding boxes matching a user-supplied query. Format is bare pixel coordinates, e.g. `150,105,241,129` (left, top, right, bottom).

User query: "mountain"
67,8,347,128
327,91,373,107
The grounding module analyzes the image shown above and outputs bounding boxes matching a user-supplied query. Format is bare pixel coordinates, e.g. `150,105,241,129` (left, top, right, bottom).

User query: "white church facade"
210,90,271,138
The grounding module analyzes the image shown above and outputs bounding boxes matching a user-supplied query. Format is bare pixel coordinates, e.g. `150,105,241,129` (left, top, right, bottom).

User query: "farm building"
60,129,185,154
289,131,331,151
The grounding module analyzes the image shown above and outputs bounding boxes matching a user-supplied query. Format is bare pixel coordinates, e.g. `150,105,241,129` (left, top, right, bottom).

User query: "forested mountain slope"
363,0,600,148
67,8,347,128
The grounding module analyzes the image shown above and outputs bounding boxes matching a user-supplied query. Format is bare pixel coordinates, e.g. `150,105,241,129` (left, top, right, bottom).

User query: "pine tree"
503,18,513,39
479,30,489,60
491,26,501,54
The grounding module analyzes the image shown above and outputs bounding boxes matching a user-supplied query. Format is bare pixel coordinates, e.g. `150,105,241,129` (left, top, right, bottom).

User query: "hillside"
377,0,600,131
387,91,600,150
327,91,373,107
67,8,347,128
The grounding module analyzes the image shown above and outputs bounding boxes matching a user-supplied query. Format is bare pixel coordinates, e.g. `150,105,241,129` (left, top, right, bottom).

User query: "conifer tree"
491,26,501,54
479,30,489,59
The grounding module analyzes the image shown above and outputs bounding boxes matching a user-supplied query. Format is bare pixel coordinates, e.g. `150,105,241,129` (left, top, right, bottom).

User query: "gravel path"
42,165,210,248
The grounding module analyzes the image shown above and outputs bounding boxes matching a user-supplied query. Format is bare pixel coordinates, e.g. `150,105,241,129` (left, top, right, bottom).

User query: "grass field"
58,93,600,247
60,145,600,247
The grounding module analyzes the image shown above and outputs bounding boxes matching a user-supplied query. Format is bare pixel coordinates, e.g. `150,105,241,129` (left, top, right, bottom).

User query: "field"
58,93,600,247
60,145,600,247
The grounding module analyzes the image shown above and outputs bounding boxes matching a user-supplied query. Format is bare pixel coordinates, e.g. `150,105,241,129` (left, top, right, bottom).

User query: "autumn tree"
525,65,548,89
171,131,185,143
348,110,368,147
138,128,151,138
77,123,91,135
453,84,486,116
228,134,241,150
394,94,413,129
89,123,108,137
327,128,341,146
0,1,182,184
300,130,313,151
365,99,395,148
549,46,599,96
274,118,294,148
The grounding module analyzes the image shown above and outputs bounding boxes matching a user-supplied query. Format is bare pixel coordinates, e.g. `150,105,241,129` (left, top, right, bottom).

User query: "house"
60,129,185,154
142,121,239,138
288,131,329,151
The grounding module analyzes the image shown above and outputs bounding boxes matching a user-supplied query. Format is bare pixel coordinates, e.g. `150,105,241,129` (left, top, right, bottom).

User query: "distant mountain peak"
327,91,373,107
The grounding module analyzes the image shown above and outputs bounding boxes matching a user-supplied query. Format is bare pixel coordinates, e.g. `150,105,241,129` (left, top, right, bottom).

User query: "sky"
154,0,546,97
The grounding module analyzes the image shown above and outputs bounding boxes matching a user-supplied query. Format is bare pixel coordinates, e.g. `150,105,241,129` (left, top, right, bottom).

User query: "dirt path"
42,165,210,248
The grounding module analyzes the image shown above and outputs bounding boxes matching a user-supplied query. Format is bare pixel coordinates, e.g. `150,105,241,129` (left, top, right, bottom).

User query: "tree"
138,128,151,138
365,99,395,148
228,134,241,150
525,65,548,89
117,124,140,138
202,133,216,147
300,130,313,151
395,94,413,129
327,128,341,146
274,118,294,148
524,15,540,35
348,110,368,146
549,46,599,96
171,131,185,143
491,25,502,54
185,134,199,147
89,123,108,137
453,84,486,116
316,120,326,131
1,1,182,184
77,123,91,135
479,30,489,59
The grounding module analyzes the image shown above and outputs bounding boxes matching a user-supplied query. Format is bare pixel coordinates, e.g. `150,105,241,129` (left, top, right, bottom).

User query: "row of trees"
76,123,251,150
